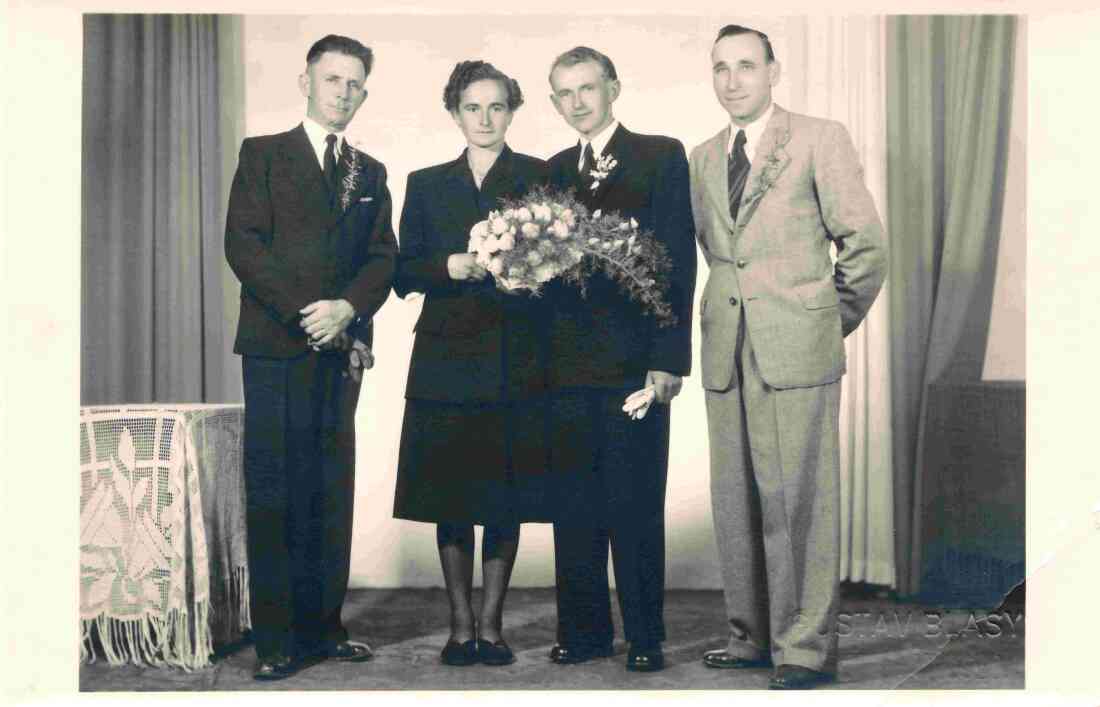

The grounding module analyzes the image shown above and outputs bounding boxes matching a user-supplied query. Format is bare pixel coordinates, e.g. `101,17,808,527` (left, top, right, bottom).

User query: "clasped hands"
300,299,373,382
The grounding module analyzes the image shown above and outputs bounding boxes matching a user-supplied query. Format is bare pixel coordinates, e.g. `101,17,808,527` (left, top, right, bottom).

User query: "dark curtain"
81,14,245,404
886,15,1018,595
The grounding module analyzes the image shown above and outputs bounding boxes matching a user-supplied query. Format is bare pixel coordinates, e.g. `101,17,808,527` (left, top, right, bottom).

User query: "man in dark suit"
224,34,397,680
544,46,696,673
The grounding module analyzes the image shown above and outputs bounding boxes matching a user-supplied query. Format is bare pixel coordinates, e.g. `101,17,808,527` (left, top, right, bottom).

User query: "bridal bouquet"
467,186,676,326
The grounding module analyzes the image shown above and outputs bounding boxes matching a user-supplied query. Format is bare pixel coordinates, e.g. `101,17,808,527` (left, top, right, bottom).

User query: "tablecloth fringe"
232,565,252,631
80,603,214,671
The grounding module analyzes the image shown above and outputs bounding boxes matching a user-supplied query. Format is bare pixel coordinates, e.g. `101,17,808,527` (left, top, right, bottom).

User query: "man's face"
299,51,368,131
549,60,620,138
451,79,514,151
711,33,780,126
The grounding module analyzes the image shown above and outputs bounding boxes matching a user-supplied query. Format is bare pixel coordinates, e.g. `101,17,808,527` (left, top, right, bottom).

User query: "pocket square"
358,196,374,204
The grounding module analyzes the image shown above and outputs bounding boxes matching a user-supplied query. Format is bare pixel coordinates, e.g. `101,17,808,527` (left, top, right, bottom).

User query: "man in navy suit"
224,34,397,680
543,46,696,673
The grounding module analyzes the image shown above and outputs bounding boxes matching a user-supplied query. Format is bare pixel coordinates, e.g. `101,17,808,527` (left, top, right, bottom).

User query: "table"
79,404,251,669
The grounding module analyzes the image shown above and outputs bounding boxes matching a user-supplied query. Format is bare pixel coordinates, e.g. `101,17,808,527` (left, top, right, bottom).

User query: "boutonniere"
589,153,618,192
338,140,367,210
743,129,791,204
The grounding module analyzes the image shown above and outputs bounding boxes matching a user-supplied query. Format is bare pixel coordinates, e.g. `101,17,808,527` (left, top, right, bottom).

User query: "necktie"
728,129,750,224
323,133,338,193
580,142,595,186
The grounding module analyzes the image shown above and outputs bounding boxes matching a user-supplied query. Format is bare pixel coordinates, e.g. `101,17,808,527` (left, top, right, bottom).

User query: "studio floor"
79,587,1024,691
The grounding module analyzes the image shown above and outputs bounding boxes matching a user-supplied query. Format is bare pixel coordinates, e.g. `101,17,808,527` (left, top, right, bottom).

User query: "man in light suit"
225,34,397,680
544,46,696,673
689,25,886,689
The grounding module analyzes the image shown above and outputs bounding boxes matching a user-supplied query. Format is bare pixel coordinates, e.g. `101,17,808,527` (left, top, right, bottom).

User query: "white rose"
526,251,543,266
470,220,489,239
550,220,570,239
534,263,558,283
538,239,557,254
487,256,504,275
502,208,516,220
515,207,533,222
490,216,509,235
498,233,516,251
561,209,576,227
521,222,541,239
484,234,501,254
532,203,553,223
508,264,527,279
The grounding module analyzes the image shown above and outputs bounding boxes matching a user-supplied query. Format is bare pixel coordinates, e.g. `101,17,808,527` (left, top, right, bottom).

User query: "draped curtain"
81,14,245,405
783,16,896,586
886,15,1018,596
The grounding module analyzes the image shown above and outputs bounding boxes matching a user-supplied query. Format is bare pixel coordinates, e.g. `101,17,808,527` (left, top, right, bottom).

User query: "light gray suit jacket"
689,105,887,391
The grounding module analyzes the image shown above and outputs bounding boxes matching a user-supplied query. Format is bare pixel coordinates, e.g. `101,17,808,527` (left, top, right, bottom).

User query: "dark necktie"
728,129,750,224
580,142,595,187
323,133,338,193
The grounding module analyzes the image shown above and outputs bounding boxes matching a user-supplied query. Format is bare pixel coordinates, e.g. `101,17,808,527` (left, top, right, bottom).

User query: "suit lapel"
736,106,792,231
283,124,334,220
702,127,735,238
586,124,627,203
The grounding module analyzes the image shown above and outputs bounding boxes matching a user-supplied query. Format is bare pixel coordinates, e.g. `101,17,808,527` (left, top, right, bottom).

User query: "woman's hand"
447,253,490,282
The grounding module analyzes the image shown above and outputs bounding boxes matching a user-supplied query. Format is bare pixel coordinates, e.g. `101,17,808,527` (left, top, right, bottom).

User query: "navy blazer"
396,146,550,403
546,124,697,390
225,124,398,357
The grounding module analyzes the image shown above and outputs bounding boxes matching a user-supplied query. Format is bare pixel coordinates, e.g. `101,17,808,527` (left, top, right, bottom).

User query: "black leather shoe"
253,654,299,681
702,648,772,669
548,642,614,664
626,643,664,672
768,664,836,690
326,640,373,663
477,638,516,666
441,639,480,666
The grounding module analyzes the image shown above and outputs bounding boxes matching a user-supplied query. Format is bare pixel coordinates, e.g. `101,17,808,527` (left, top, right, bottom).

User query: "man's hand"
346,339,375,383
646,370,683,404
300,299,355,347
447,253,489,282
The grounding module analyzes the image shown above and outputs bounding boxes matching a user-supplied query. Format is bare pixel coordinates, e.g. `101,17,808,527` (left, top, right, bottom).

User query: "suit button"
728,297,738,306
736,259,747,268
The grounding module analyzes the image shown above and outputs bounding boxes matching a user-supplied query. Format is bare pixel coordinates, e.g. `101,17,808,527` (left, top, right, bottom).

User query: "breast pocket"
794,279,839,310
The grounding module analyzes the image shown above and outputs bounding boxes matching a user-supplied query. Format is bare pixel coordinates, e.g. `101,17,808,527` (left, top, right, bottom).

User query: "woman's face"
452,78,513,150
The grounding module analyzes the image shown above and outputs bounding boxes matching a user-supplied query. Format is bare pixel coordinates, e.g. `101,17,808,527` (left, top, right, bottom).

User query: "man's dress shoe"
477,638,516,666
702,648,773,669
768,664,836,690
253,654,299,681
441,638,480,666
326,639,373,663
548,642,614,664
626,643,664,672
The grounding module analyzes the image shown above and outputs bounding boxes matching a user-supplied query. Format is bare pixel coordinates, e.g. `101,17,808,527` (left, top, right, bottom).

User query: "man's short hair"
443,60,525,112
714,24,776,63
306,34,374,77
548,46,618,84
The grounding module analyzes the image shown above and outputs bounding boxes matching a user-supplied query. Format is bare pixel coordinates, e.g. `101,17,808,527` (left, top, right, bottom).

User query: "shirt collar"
580,119,619,159
302,116,346,163
727,102,774,159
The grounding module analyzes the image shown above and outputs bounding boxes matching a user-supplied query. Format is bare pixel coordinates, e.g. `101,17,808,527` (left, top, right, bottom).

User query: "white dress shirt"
726,102,775,164
578,119,620,170
302,117,346,169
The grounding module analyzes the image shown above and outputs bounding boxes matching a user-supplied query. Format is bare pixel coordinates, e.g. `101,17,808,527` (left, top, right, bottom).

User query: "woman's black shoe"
477,638,516,666
441,639,480,666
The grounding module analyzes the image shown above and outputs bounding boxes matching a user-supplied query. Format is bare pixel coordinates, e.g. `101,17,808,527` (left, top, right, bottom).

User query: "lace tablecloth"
79,405,251,669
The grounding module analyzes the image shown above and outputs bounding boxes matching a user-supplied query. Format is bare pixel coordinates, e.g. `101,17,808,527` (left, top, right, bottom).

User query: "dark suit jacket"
396,146,549,403
546,124,697,390
225,124,398,357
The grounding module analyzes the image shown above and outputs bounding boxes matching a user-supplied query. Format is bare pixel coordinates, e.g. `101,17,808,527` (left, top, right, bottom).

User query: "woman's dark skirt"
393,394,558,526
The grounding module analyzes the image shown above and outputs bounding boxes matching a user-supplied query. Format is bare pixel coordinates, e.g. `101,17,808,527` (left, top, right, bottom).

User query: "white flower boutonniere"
743,129,791,206
589,153,618,192
338,139,367,210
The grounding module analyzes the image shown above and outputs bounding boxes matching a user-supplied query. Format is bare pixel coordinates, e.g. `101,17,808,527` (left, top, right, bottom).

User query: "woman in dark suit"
392,61,549,667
